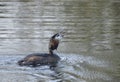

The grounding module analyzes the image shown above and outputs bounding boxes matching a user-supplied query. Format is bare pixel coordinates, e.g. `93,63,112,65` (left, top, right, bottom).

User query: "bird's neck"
49,49,53,55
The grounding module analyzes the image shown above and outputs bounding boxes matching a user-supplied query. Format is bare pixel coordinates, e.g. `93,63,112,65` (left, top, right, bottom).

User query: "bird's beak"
59,31,65,37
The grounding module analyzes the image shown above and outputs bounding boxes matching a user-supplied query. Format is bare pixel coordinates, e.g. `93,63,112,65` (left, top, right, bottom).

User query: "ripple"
0,54,113,82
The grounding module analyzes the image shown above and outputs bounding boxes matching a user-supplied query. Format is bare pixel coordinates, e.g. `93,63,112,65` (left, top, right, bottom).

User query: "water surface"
0,0,120,82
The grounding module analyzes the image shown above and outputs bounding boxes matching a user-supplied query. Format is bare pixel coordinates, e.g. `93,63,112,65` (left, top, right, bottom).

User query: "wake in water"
0,53,113,82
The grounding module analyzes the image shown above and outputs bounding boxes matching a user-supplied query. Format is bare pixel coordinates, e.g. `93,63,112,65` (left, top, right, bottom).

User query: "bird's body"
18,32,64,68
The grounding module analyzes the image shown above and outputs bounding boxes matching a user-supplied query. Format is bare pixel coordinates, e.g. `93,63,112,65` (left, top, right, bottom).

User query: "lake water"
0,0,120,82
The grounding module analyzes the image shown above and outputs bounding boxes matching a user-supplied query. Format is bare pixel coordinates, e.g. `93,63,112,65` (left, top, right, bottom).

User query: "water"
0,0,120,82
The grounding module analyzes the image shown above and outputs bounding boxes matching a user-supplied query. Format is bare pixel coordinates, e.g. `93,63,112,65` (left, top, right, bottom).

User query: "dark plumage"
18,32,63,68
18,53,60,67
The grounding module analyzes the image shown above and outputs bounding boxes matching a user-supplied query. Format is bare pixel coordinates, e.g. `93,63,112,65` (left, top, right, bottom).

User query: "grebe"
18,32,64,68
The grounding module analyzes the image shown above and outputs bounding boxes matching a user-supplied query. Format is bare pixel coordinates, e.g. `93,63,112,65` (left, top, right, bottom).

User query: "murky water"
0,0,120,82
